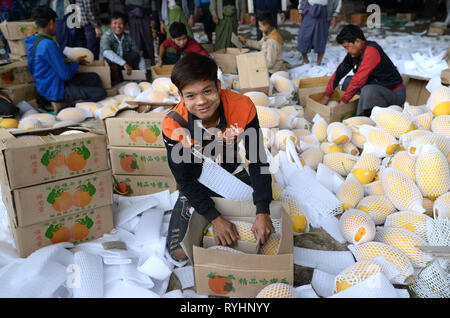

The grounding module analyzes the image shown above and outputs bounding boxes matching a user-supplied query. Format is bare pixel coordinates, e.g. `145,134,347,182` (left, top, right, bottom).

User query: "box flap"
236,52,269,91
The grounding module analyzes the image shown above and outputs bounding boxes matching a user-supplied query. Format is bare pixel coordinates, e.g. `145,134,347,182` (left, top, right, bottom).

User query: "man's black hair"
31,5,58,29
111,11,128,24
171,53,217,92
257,12,276,28
169,22,188,39
336,24,366,44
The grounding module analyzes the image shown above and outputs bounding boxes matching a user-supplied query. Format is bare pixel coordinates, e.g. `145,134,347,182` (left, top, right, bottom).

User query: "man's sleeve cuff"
202,206,221,223
255,201,270,215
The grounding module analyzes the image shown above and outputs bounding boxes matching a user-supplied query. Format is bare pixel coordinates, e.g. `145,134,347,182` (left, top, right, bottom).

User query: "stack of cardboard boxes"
0,19,37,61
0,60,37,105
104,108,177,196
0,127,114,257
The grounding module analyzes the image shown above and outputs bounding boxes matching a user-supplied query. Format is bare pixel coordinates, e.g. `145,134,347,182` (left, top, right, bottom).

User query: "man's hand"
156,59,163,67
188,14,195,27
297,14,303,26
213,15,219,24
252,214,274,245
280,12,286,24
95,26,103,38
237,35,246,44
320,95,330,105
238,18,244,25
76,55,89,65
211,216,240,247
330,16,337,29
160,21,166,34
124,63,133,75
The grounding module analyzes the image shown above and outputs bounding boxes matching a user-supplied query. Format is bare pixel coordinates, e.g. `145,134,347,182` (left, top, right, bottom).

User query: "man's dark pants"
63,72,106,103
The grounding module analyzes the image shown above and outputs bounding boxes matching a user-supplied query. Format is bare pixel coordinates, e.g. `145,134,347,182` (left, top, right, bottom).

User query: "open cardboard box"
0,20,37,40
78,60,112,89
6,39,27,58
0,127,109,190
213,48,250,74
236,51,270,95
402,74,431,106
305,89,359,123
181,198,293,298
2,169,113,228
0,83,37,104
151,65,174,79
104,108,170,148
109,146,171,176
11,205,114,258
0,60,33,87
298,76,331,107
122,70,147,81
113,174,177,196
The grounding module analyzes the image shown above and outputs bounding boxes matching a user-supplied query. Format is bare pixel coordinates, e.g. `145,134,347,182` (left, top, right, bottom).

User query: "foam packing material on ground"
348,242,414,285
410,259,450,298
384,211,433,242
104,280,160,298
164,290,184,298
134,209,165,246
0,243,74,297
120,259,154,289
294,285,320,298
330,272,409,298
381,168,425,213
311,269,336,298
137,254,173,281
374,227,432,268
73,251,104,298
173,265,195,290
293,247,356,275
415,144,450,200
113,194,160,226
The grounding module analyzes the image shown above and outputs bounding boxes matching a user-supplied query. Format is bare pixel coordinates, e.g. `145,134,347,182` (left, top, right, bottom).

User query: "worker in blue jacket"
25,5,105,113
248,0,287,40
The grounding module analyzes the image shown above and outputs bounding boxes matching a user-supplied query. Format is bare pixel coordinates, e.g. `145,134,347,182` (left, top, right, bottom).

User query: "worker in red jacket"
157,22,209,66
321,25,405,117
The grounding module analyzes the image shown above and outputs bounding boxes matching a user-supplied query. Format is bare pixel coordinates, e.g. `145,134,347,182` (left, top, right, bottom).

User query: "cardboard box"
122,70,147,81
402,74,431,106
0,20,38,40
0,61,33,87
289,9,299,22
213,48,250,74
236,52,270,95
350,14,368,25
441,68,450,85
104,110,166,148
151,65,174,80
10,205,114,258
298,76,331,107
78,60,111,89
181,198,294,298
305,90,359,123
109,146,171,176
396,13,416,22
0,83,36,104
7,39,27,57
113,174,177,196
3,169,113,228
0,129,109,190
428,22,446,35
